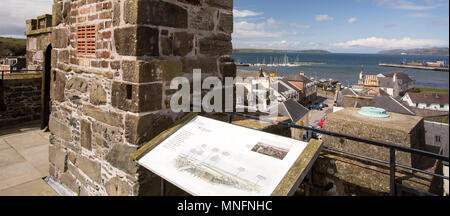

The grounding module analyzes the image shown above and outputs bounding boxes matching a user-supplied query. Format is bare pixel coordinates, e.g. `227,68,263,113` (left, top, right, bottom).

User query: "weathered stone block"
114,26,159,56
49,145,68,171
66,77,89,93
189,7,216,31
49,117,72,142
89,82,107,105
111,82,163,113
160,36,172,56
52,28,69,48
83,105,123,128
220,62,236,78
113,2,121,27
105,144,138,174
52,3,63,27
51,49,58,68
106,176,134,196
125,0,188,28
125,113,173,145
50,70,66,102
78,156,101,183
181,57,218,74
218,12,233,33
122,60,182,83
199,34,232,56
80,119,92,151
177,0,202,5
206,0,233,9
173,32,194,57
58,50,69,64
60,172,78,193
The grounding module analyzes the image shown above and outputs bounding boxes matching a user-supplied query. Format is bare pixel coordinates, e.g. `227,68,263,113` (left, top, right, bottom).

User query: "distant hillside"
0,37,26,56
378,48,449,56
233,48,331,54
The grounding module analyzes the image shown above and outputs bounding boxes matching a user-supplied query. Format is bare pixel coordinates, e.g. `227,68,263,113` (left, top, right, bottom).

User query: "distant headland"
378,47,449,56
233,48,331,54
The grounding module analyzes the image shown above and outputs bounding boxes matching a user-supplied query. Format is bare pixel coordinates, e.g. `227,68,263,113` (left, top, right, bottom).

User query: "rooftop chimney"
393,73,398,82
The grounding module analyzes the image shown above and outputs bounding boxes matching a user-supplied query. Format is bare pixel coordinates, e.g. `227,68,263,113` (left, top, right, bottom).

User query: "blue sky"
233,0,449,53
0,0,448,53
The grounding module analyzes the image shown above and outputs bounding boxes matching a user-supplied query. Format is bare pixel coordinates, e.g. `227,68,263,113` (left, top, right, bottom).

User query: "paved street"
309,97,334,127
0,122,58,196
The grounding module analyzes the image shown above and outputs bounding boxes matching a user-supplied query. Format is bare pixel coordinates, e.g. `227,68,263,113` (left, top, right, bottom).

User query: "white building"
402,92,449,112
358,71,415,97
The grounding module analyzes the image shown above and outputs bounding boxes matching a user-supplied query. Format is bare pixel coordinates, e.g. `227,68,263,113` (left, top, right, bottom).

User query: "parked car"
318,102,329,108
309,104,323,110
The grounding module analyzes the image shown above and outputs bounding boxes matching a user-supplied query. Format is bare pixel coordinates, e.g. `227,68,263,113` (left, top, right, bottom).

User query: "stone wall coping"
25,27,53,36
2,73,42,80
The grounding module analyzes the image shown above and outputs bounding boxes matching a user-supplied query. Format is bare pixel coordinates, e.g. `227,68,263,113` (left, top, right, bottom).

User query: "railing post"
390,148,397,196
228,114,233,123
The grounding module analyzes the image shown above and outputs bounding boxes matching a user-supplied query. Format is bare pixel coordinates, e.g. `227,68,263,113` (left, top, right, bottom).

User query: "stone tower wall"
25,15,53,70
49,0,235,196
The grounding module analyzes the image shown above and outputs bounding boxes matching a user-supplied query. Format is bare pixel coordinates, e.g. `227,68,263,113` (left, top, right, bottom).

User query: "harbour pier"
379,63,449,72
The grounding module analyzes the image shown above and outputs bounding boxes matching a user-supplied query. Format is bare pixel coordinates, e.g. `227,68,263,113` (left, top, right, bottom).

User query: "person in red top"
318,118,326,128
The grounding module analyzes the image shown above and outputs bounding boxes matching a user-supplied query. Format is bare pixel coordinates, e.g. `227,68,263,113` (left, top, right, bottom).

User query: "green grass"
0,37,26,47
409,87,449,95
0,37,26,56
425,116,449,124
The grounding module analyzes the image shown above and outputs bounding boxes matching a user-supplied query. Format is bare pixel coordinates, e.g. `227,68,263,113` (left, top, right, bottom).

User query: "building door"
41,44,52,130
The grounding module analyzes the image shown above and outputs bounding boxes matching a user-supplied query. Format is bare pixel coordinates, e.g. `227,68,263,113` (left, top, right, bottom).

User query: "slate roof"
281,78,301,91
372,96,415,115
336,88,358,107
378,77,395,88
273,81,292,98
337,88,416,115
383,71,414,83
407,93,449,105
286,74,313,83
279,99,309,122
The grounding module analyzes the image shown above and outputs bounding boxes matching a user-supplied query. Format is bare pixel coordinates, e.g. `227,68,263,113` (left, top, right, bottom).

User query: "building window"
416,103,419,107
436,136,441,142
427,104,431,108
77,25,97,56
440,104,445,108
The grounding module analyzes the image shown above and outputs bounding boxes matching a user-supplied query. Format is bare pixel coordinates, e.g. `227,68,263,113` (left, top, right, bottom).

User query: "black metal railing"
224,111,449,196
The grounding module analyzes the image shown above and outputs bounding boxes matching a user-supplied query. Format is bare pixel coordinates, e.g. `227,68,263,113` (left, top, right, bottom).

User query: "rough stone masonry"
49,0,235,195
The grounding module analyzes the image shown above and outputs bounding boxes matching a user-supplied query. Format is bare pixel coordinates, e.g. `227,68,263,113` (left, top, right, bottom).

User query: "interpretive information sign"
138,116,309,196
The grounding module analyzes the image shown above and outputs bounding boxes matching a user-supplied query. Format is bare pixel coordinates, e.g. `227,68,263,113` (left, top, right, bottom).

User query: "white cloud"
233,18,287,38
348,17,358,24
332,37,448,49
373,0,441,10
407,12,433,17
233,40,302,49
0,0,53,38
233,9,263,18
315,14,334,22
432,18,449,24
290,24,311,29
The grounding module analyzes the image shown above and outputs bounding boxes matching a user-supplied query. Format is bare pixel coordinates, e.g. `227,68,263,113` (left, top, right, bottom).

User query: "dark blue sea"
232,52,449,90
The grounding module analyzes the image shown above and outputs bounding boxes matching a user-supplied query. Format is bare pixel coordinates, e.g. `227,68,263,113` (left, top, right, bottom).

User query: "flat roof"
327,108,423,134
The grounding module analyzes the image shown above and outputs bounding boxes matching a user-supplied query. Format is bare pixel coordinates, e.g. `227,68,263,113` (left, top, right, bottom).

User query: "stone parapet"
0,74,42,127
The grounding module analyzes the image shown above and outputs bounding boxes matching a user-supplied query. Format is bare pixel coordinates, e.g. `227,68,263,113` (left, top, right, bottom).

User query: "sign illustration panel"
138,116,309,196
